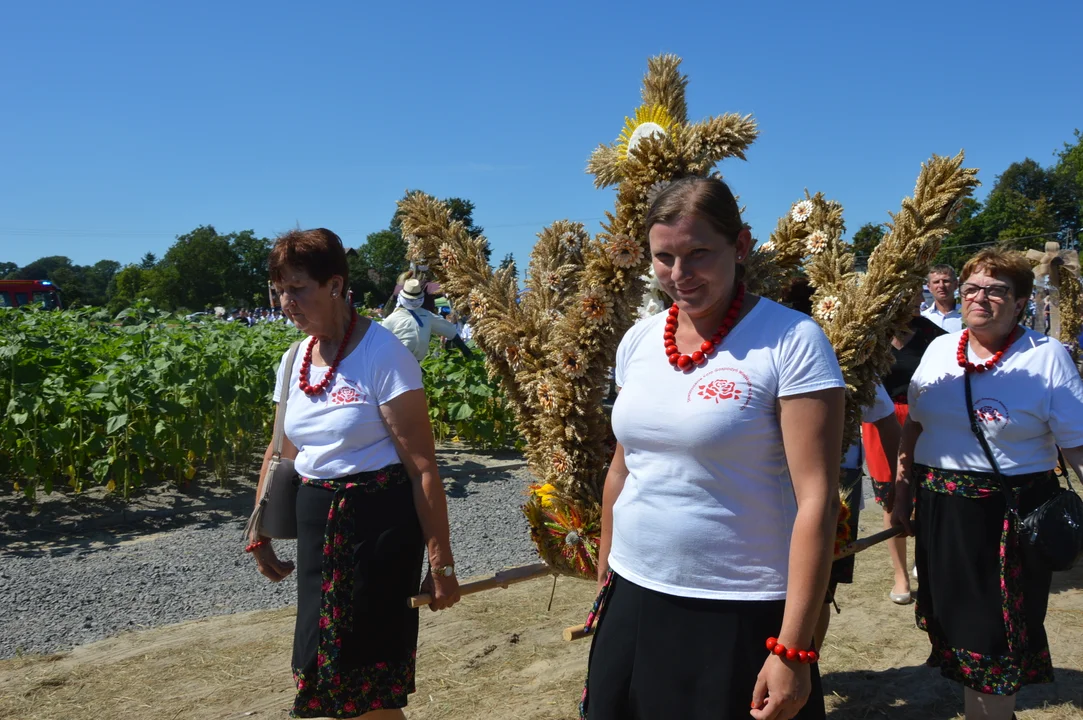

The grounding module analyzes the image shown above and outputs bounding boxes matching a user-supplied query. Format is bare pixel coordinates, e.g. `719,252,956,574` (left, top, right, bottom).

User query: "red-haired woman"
894,248,1083,720
250,228,460,719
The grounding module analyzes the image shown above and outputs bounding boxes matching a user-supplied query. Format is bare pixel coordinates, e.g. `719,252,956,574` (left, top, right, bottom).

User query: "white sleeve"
776,317,846,397
862,383,896,423
1047,343,1083,449
370,332,424,405
429,314,460,339
614,322,642,388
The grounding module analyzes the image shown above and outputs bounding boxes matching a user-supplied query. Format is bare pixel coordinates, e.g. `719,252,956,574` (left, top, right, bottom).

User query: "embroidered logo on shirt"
688,367,752,409
329,381,368,406
972,397,1010,428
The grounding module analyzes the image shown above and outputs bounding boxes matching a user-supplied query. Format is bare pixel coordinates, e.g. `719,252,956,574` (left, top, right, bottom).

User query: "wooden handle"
561,527,906,642
408,562,552,608
833,526,902,560
563,624,593,642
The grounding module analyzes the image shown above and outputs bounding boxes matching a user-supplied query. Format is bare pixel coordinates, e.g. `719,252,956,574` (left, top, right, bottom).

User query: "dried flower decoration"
560,348,588,378
607,235,645,268
815,295,841,322
438,243,458,268
805,231,829,255
791,200,814,223
581,290,614,325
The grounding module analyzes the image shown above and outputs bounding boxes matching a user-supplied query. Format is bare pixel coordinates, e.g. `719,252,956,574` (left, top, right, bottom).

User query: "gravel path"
0,455,880,660
0,450,538,659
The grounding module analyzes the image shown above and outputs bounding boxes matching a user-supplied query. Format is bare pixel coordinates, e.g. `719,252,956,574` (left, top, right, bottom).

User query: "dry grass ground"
2,512,1081,719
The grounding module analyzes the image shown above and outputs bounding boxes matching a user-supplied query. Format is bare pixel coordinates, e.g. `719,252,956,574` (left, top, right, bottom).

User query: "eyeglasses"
960,283,1012,301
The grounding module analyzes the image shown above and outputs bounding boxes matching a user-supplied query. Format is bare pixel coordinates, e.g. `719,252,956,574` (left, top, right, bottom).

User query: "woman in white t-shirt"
249,229,460,720
893,248,1083,720
582,178,846,720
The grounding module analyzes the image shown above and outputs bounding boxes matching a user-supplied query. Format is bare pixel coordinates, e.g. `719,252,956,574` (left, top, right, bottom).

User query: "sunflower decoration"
607,234,646,268
524,496,600,578
616,105,676,163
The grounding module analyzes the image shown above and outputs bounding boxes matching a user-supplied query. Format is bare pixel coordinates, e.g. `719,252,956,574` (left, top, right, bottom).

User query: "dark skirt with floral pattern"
290,465,423,718
913,463,1057,696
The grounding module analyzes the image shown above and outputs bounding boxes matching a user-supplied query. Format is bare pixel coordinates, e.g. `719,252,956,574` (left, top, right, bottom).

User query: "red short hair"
960,248,1033,301
268,228,349,288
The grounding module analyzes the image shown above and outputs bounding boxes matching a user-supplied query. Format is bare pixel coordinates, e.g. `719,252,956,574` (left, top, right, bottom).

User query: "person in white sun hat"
382,278,471,363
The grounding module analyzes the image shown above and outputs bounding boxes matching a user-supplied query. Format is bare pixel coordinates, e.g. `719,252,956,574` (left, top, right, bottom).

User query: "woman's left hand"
750,654,811,720
419,570,461,612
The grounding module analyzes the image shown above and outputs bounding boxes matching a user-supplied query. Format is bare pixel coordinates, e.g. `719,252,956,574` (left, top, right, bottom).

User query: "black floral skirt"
913,464,1056,696
291,465,424,718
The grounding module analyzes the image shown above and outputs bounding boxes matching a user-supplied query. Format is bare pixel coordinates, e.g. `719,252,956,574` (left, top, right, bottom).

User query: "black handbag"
965,371,1083,571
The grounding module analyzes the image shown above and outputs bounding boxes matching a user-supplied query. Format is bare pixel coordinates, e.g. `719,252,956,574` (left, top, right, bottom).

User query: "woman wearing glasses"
893,248,1083,720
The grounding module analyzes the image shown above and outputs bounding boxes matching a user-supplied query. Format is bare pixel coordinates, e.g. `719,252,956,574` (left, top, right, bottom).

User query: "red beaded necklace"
956,328,1016,375
664,283,746,371
299,311,358,396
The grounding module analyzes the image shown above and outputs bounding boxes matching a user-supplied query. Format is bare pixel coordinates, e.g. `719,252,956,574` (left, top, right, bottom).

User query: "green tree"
228,230,272,307
139,252,158,269
0,262,18,278
1053,129,1083,246
935,198,987,271
849,223,885,268
155,226,237,311
357,229,409,300
498,252,516,272
108,265,153,313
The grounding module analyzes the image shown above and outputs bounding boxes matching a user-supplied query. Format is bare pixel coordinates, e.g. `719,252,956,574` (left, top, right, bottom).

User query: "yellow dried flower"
468,289,489,319
537,382,556,412
551,450,570,475
607,235,645,268
560,348,587,378
438,243,458,267
581,290,614,325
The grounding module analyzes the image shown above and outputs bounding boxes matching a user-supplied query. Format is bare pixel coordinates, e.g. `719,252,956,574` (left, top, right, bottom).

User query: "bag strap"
964,370,1021,516
273,341,302,459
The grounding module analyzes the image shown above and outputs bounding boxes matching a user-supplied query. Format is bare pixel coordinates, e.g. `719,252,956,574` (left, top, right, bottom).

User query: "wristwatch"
433,564,456,578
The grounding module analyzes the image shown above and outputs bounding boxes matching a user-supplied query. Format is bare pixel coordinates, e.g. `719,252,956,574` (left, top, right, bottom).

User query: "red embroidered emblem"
697,378,742,403
975,406,1004,424
329,386,362,405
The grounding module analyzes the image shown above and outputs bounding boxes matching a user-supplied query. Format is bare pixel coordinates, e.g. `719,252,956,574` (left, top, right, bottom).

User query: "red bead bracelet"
765,637,818,663
245,539,267,554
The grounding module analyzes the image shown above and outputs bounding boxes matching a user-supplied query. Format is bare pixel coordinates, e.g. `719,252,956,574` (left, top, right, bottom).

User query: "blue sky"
2,0,1081,269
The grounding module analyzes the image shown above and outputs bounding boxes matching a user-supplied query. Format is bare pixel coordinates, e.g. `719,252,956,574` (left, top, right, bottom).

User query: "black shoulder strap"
964,371,1020,516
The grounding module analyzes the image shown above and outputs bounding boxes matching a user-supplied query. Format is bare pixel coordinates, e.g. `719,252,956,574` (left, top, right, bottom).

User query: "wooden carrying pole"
562,527,904,642
408,562,552,609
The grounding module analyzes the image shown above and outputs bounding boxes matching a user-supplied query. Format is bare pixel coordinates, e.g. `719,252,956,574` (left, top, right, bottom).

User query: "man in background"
920,264,963,332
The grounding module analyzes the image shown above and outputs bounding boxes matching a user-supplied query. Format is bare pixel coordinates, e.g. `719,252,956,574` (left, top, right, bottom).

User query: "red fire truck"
0,280,63,309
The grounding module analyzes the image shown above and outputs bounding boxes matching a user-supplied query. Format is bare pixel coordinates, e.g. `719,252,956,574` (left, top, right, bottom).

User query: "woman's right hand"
252,540,295,582
890,480,914,537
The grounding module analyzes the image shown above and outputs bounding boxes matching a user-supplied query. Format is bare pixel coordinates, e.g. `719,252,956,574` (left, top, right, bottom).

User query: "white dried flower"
805,230,829,255
791,200,814,223
815,295,841,322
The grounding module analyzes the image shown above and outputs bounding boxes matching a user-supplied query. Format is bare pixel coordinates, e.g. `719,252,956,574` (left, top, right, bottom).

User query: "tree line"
849,130,1083,271
8,132,1079,312
2,192,487,314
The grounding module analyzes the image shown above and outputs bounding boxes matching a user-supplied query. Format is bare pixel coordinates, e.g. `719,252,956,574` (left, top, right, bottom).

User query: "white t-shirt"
608,298,846,601
909,328,1083,474
382,307,460,362
921,304,963,333
841,383,896,470
272,322,423,479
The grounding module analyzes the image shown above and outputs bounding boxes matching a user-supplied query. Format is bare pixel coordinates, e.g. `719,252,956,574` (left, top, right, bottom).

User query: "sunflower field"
0,305,298,500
